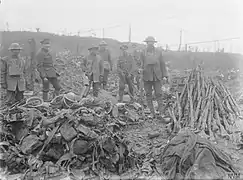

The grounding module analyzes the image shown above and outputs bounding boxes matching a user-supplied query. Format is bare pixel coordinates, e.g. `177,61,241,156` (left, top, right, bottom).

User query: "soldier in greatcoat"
83,45,104,97
140,36,169,117
36,39,61,101
117,44,136,102
98,40,112,90
0,43,26,105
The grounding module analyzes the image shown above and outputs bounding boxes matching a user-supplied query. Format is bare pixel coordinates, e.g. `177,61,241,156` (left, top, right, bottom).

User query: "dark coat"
117,52,136,77
0,56,26,91
36,48,57,78
99,49,112,70
84,54,104,82
140,49,168,81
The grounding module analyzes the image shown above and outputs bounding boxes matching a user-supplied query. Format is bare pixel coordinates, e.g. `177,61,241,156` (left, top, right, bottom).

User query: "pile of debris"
167,66,241,142
0,93,143,179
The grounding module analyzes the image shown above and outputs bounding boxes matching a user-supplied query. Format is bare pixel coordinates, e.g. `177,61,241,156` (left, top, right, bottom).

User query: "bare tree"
36,28,40,32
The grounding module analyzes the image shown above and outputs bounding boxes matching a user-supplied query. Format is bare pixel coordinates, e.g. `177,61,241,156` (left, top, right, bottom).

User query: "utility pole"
6,22,9,31
129,23,131,43
178,29,182,51
185,44,188,52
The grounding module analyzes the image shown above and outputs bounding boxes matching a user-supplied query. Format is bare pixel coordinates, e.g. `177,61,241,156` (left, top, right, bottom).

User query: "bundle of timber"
168,66,241,141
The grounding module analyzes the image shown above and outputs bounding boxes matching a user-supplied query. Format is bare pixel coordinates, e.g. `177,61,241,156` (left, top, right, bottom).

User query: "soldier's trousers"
119,74,134,101
88,73,100,97
134,75,140,90
42,77,61,101
5,87,24,106
102,69,109,89
144,80,164,116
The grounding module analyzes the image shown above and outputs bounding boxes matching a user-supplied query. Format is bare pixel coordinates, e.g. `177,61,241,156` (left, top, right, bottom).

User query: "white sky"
0,0,243,52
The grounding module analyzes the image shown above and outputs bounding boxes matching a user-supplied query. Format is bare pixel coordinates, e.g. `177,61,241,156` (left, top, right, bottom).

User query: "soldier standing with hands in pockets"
83,44,104,97
0,43,26,106
117,44,136,102
36,39,61,102
98,40,112,90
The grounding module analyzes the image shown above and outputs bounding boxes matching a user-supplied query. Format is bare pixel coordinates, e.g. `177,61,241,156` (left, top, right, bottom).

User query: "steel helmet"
88,44,99,50
40,38,51,44
120,44,128,50
8,43,23,50
64,92,77,103
99,40,107,46
144,36,157,42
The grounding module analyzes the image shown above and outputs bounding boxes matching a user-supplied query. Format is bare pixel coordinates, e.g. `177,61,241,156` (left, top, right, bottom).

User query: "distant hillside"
1,31,243,71
1,31,128,57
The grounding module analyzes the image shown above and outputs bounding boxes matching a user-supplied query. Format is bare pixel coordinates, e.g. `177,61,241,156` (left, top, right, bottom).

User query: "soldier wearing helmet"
98,40,112,90
83,44,104,97
117,44,136,102
36,38,61,102
140,36,169,117
0,43,26,105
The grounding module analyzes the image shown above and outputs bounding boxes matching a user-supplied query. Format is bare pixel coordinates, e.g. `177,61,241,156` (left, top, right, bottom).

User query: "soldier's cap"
28,38,35,43
144,36,157,42
99,40,107,46
40,38,51,44
120,44,128,50
8,43,23,50
88,45,99,50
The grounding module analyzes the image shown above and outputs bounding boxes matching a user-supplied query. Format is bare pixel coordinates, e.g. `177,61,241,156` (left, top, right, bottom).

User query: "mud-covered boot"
146,99,155,118
118,95,123,103
118,91,124,102
53,90,60,99
43,92,49,102
157,96,165,117
103,83,108,90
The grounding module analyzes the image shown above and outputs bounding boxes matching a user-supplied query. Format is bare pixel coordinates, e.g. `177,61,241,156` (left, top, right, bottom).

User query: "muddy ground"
121,78,243,178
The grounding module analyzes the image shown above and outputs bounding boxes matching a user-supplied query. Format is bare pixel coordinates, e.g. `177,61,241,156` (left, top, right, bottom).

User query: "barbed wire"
77,25,123,36
165,37,240,48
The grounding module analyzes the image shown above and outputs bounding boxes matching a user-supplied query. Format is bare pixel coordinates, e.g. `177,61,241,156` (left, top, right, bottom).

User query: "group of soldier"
0,35,168,117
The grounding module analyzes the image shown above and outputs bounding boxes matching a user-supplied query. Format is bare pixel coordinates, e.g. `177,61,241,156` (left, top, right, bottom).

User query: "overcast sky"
0,0,243,52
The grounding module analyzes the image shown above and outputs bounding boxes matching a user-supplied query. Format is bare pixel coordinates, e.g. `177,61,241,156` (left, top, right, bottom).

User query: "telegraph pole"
102,28,105,39
129,23,131,43
178,29,182,51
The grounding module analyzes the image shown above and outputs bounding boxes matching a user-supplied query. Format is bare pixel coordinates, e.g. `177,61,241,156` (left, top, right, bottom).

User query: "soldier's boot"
43,92,49,102
5,90,16,106
16,91,24,103
93,82,99,97
156,95,165,117
146,99,155,118
53,90,60,99
118,91,124,102
103,82,108,90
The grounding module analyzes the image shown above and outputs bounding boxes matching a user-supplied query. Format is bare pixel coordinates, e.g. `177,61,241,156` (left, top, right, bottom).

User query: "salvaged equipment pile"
0,94,143,178
168,67,241,141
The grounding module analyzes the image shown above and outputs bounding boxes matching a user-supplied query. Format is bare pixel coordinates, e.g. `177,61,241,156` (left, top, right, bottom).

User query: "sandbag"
160,128,240,179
